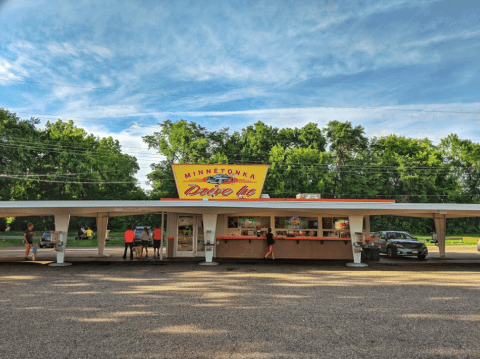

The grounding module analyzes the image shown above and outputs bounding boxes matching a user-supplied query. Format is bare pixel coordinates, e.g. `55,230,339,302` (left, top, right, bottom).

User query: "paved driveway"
1,255,480,358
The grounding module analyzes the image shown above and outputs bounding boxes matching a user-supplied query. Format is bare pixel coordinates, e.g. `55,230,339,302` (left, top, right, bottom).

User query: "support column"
199,213,218,266
49,213,71,267
96,213,109,257
364,216,371,239
434,214,446,258
346,215,367,267
160,211,165,261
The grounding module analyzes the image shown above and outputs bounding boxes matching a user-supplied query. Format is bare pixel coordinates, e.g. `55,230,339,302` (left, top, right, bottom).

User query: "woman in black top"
264,228,275,259
24,222,35,260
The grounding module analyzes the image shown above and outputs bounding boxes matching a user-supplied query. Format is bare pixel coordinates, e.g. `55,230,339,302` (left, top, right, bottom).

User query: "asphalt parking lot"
1,246,480,359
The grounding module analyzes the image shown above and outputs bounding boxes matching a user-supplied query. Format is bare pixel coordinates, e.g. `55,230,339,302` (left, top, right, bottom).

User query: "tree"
0,109,142,201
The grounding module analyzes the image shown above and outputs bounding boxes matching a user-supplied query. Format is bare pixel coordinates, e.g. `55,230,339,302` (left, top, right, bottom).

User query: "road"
1,254,480,359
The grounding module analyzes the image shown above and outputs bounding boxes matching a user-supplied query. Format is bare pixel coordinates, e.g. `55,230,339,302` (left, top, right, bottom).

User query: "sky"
1,0,479,191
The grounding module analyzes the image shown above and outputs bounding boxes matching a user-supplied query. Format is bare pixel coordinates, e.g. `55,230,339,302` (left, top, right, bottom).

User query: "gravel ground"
1,260,480,359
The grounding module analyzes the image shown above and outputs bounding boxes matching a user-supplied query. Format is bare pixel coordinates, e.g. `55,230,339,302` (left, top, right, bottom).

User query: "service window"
227,216,270,237
274,216,319,237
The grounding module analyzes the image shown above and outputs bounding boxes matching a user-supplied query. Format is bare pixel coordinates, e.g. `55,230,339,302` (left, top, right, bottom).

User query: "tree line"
2,108,480,234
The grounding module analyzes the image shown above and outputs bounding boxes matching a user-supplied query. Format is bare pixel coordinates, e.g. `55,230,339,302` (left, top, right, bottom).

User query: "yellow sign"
171,164,269,199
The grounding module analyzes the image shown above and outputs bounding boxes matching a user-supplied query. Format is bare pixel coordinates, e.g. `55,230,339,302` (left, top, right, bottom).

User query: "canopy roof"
1,199,479,219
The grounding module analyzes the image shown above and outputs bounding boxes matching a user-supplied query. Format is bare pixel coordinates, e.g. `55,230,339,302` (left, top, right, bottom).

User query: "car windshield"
386,232,415,240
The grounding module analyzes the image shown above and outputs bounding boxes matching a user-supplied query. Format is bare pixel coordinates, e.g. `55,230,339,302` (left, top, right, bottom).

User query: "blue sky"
1,0,479,190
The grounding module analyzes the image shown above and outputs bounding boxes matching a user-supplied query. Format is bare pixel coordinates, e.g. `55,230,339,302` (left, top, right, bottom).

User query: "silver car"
372,231,428,260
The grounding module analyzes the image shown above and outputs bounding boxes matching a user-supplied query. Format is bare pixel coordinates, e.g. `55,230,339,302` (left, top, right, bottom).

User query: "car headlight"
392,243,404,248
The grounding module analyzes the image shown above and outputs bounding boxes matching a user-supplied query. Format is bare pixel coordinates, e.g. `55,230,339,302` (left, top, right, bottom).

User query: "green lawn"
0,230,165,247
413,234,479,246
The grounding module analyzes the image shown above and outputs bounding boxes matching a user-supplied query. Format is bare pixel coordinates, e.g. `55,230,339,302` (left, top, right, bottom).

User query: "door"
176,215,204,257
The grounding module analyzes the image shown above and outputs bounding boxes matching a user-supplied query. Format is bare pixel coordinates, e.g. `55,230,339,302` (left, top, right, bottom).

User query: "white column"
160,211,165,260
364,216,371,238
96,213,109,257
434,214,446,258
347,215,367,267
50,213,70,266
200,213,218,265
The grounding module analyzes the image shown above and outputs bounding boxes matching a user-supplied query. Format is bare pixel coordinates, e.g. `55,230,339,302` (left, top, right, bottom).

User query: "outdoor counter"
215,236,354,260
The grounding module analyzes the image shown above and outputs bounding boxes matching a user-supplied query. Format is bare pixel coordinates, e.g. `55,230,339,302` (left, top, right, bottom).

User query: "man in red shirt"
152,225,162,258
123,226,135,259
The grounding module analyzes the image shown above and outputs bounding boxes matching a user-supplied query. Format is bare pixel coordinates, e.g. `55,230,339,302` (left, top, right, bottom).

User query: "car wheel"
387,247,396,258
417,255,426,260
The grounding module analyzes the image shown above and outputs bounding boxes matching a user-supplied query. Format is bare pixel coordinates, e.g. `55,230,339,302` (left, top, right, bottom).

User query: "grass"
2,231,477,248
413,234,479,246
0,230,166,248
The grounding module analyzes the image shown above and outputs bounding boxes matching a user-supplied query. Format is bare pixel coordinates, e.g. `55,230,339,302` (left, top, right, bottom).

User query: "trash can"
369,246,380,261
361,247,371,260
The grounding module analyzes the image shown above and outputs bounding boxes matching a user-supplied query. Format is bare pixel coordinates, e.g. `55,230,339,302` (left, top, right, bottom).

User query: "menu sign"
171,164,269,199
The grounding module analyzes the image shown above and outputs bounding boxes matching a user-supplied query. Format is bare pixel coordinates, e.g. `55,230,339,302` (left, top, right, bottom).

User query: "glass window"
228,216,270,229
274,217,318,229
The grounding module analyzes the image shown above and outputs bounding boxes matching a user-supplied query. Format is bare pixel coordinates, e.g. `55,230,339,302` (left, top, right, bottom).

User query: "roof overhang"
1,200,480,219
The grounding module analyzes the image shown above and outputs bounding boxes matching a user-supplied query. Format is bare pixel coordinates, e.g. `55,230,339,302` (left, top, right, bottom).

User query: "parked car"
134,226,153,247
205,174,231,185
39,231,55,248
372,231,428,260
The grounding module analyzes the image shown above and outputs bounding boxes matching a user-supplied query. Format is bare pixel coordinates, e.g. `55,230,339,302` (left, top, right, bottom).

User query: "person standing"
24,222,36,260
152,225,162,258
140,227,150,258
264,228,275,260
123,226,135,259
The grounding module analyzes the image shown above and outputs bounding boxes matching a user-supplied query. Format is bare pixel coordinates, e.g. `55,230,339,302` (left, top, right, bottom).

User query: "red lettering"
206,169,212,174
245,189,256,197
221,188,233,196
250,174,255,180
184,184,200,195
207,187,216,196
193,171,196,177
235,170,241,175
198,170,203,175
236,185,248,196
214,168,218,174
221,168,225,173
242,172,248,177
184,173,191,179
227,169,233,174
199,188,209,196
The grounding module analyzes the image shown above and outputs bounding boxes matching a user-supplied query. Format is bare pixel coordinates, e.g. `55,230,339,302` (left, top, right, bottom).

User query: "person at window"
24,222,35,260
123,226,135,260
264,228,275,260
140,227,150,257
152,225,162,258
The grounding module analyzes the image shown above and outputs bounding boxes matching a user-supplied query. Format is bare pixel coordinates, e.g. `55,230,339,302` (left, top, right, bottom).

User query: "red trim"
364,238,379,242
216,236,351,241
160,198,395,202
166,236,174,240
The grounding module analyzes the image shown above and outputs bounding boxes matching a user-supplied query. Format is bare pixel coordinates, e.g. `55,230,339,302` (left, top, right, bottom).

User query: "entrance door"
177,215,204,257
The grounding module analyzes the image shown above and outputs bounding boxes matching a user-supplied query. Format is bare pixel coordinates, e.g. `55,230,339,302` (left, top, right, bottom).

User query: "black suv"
372,231,428,260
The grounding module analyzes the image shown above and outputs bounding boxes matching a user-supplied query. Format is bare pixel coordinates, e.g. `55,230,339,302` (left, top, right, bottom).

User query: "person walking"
152,225,162,258
24,222,36,260
264,228,275,259
123,226,135,259
140,227,150,258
